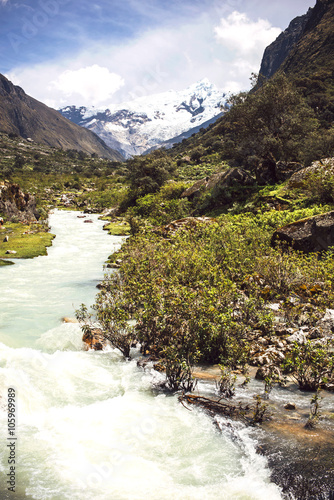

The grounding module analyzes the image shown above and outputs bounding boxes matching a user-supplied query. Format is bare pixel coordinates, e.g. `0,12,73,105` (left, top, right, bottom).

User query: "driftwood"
179,394,270,425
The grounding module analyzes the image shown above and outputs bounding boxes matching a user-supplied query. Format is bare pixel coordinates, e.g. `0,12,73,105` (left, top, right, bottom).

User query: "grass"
0,222,55,259
102,220,131,236
0,259,14,266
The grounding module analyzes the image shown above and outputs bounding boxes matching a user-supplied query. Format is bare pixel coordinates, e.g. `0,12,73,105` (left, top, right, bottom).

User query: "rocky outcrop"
288,158,334,188
0,181,39,222
256,158,303,185
272,211,334,253
181,167,255,199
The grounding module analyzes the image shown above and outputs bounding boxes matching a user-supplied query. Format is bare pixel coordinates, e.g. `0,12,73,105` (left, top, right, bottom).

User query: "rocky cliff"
259,0,334,80
0,74,123,161
0,181,39,222
259,10,312,79
281,0,334,76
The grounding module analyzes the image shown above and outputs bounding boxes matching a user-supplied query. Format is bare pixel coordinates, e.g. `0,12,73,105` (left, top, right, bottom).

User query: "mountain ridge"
59,79,226,158
0,74,123,161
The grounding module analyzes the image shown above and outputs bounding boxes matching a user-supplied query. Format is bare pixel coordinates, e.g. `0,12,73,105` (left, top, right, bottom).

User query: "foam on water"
0,210,282,499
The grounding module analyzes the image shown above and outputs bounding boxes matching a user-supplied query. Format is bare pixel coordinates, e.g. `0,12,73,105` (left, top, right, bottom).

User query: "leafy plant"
282,340,334,391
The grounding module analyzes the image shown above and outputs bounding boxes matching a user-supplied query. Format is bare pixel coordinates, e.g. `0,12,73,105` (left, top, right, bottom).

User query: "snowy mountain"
59,79,226,158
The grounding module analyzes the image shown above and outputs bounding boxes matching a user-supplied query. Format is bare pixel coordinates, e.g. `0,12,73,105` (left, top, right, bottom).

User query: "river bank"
189,366,334,499
0,210,284,499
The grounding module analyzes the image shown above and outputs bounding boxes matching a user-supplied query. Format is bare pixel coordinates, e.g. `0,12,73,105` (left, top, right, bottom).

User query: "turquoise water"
0,210,282,500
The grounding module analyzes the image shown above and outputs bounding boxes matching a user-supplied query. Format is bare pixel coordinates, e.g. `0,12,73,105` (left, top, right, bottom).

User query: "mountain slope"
59,79,226,158
0,74,123,161
280,0,334,77
259,10,312,79
259,0,334,80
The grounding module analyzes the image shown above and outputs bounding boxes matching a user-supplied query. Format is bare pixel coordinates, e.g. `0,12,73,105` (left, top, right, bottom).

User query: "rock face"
0,73,123,160
272,211,334,253
0,182,39,222
259,10,312,79
259,0,334,81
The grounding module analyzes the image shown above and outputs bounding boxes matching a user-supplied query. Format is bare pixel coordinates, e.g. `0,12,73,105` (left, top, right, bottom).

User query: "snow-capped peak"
59,79,226,158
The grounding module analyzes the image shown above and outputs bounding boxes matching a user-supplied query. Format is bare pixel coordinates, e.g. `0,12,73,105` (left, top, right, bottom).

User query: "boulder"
310,309,334,339
255,365,281,380
181,168,255,199
288,158,334,189
286,331,307,344
272,211,334,253
181,178,207,199
275,161,303,181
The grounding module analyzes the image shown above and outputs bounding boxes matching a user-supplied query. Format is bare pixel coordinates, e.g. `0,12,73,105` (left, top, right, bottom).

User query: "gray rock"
286,331,307,344
272,210,334,253
181,167,255,199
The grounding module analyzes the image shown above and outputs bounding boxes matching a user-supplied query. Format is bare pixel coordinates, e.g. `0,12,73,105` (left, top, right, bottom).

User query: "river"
0,210,283,500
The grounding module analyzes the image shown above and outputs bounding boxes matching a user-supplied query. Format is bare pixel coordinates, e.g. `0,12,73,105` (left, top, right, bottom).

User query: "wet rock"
82,328,106,351
284,402,296,410
62,317,78,323
255,365,281,380
271,211,334,253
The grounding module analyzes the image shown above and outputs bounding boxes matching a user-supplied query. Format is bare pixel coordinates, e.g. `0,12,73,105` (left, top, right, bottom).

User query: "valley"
0,0,334,499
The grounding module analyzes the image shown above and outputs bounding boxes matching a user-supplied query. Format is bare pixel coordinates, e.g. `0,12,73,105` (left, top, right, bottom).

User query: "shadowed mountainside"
0,74,124,161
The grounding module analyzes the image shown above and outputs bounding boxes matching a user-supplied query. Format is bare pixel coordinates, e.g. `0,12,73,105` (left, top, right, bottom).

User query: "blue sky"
0,0,316,108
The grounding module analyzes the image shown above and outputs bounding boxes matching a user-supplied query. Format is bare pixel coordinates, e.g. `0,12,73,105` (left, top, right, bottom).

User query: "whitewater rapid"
0,210,282,500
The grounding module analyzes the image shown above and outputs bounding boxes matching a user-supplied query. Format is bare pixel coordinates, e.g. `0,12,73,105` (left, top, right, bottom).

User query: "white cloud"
5,10,282,109
50,65,124,106
214,11,281,56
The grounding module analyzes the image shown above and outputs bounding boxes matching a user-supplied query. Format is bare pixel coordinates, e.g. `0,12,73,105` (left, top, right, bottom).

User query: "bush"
282,340,334,391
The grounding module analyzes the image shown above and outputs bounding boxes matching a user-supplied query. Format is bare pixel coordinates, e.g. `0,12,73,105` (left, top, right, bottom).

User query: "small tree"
222,73,318,168
126,150,175,202
282,340,334,391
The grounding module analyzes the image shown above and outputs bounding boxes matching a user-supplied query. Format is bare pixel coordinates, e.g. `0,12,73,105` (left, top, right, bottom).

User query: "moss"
103,221,131,236
0,223,55,259
0,259,14,266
